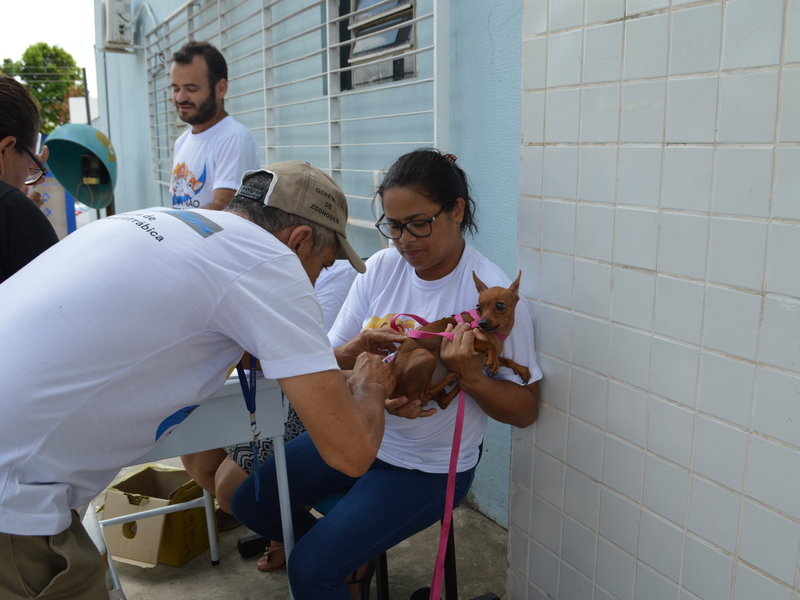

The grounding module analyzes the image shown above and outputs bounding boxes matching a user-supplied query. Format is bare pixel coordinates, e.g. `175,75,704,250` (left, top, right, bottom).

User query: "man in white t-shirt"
0,161,401,600
169,41,260,210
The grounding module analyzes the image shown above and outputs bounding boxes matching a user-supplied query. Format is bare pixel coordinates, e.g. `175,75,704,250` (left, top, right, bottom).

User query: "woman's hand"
334,328,406,370
439,323,488,385
385,395,437,419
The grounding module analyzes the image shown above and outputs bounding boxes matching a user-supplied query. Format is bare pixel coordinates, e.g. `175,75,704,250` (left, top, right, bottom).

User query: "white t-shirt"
328,243,543,474
171,116,260,209
0,208,337,536
316,259,358,332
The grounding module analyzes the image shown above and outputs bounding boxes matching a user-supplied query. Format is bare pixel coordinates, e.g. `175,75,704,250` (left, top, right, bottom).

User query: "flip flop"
256,543,286,572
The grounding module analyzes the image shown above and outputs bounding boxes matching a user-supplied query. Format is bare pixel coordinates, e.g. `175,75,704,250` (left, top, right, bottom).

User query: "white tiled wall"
512,0,800,598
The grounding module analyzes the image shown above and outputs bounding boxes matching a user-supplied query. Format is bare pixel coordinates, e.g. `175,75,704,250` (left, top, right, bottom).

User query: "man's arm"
206,188,236,211
277,352,394,476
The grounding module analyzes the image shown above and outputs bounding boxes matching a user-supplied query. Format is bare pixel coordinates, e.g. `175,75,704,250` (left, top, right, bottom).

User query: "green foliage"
1,42,84,133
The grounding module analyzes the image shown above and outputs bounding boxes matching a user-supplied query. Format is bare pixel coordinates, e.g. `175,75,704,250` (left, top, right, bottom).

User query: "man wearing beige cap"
0,160,403,599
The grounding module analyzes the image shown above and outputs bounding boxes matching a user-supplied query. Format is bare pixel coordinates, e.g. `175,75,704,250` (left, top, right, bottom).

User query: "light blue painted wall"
450,0,524,526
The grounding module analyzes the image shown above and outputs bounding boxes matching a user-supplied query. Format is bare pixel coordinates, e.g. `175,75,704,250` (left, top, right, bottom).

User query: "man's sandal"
256,543,286,572
345,560,375,600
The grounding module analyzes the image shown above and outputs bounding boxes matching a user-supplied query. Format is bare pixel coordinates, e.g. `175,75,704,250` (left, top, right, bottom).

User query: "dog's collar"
388,309,509,342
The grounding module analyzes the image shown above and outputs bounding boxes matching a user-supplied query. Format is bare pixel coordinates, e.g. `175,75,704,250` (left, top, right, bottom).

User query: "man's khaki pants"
0,511,108,600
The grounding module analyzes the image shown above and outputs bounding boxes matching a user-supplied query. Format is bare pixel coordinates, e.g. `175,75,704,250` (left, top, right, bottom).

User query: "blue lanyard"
235,354,261,500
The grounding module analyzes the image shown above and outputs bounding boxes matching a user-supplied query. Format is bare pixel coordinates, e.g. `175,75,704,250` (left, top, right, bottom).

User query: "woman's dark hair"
377,148,478,236
0,75,40,151
172,41,228,89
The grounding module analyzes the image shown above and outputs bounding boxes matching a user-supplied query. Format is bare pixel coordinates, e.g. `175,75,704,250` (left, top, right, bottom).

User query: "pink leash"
384,310,502,600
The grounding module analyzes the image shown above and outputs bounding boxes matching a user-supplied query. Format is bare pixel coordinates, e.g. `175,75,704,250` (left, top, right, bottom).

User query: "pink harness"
383,310,507,600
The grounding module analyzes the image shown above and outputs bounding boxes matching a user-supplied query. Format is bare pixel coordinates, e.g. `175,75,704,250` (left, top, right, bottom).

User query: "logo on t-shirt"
171,162,207,208
155,405,199,441
164,210,223,238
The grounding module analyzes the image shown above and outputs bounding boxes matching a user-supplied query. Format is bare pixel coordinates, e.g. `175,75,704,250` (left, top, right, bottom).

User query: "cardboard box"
103,464,210,568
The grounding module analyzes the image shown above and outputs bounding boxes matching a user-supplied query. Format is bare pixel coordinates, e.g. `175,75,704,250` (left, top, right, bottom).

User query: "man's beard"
176,92,219,125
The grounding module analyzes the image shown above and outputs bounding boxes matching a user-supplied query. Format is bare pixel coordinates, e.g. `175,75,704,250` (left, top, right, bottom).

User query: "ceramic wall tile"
535,403,569,461
584,22,623,84
578,146,617,203
614,208,658,270
738,500,800,586
686,477,741,553
596,537,635,600
647,397,694,468
693,416,749,492
576,203,615,262
524,0,548,36
654,276,705,346
637,511,683,582
570,366,608,427
539,355,570,412
560,562,594,600
620,81,666,143
549,30,584,87
519,196,541,248
532,494,564,553
567,417,605,480
523,91,545,144
626,0,669,16
574,259,612,319
607,381,648,447
732,564,793,600
603,434,644,501
565,467,602,530
550,0,584,32
523,37,547,91
618,146,662,207
581,84,621,143
624,13,669,80
587,0,625,24
779,67,800,142
680,537,734,600
703,286,761,361
546,88,581,142
542,199,576,254
760,295,800,372
718,71,780,143
787,0,800,63
544,146,579,199
723,0,784,69
634,563,679,600
753,367,800,448
599,488,640,554
609,324,652,390
707,217,767,291
572,313,610,374
534,449,566,508
612,267,656,330
767,223,800,298
697,352,755,428
746,436,800,521
661,146,713,211
562,516,597,578
650,338,699,407
521,145,544,197
666,77,718,144
670,3,722,76
642,454,690,525
713,148,773,218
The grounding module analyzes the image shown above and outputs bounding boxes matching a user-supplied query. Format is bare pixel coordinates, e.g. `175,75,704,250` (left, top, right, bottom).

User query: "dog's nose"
479,320,499,332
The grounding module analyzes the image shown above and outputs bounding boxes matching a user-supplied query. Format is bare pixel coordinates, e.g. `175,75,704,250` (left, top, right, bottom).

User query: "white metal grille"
145,0,446,258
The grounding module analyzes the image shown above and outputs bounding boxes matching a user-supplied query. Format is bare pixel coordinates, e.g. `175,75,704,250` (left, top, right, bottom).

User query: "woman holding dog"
232,148,542,599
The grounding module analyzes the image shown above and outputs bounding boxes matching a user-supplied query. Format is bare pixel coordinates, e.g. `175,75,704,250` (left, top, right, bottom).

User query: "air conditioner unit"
101,0,134,49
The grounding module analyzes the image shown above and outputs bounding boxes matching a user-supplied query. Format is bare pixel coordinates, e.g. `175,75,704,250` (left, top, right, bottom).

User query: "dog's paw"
518,366,531,383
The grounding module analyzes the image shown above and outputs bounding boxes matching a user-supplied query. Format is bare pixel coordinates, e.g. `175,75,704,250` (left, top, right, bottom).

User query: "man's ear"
285,225,314,256
216,78,228,101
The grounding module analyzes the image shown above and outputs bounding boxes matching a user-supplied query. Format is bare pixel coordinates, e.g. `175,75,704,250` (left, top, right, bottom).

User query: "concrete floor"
100,463,509,600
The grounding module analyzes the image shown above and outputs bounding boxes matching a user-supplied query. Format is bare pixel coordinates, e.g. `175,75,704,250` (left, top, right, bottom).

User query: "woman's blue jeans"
230,432,475,600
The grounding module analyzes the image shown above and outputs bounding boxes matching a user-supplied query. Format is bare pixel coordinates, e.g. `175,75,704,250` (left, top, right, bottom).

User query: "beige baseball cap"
236,161,366,273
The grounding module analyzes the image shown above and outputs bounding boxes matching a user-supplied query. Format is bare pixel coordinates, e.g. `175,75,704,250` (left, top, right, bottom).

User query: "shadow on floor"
110,502,508,600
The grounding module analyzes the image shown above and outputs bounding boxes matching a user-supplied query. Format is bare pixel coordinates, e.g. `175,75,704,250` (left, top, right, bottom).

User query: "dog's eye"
495,302,506,311
475,305,482,315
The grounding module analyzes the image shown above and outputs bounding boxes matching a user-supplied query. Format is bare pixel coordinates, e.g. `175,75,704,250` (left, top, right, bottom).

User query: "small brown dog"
388,271,531,410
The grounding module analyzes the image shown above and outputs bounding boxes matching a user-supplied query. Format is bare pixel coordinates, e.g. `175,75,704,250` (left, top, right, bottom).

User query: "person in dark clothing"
0,75,58,284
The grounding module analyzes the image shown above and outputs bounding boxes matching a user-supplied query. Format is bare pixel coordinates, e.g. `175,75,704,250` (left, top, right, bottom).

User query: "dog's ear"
472,271,488,294
509,271,522,297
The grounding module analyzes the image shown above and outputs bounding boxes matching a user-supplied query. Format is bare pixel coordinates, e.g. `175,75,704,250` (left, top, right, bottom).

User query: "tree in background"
2,42,83,134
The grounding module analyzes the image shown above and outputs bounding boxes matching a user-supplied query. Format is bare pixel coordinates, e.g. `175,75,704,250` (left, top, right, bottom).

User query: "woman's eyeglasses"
22,146,48,186
375,200,456,240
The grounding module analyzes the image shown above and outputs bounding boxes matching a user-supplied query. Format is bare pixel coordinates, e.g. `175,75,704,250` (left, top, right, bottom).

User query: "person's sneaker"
215,507,242,532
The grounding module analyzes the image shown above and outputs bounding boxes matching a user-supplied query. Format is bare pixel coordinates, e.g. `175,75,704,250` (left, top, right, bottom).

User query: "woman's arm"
440,323,540,428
